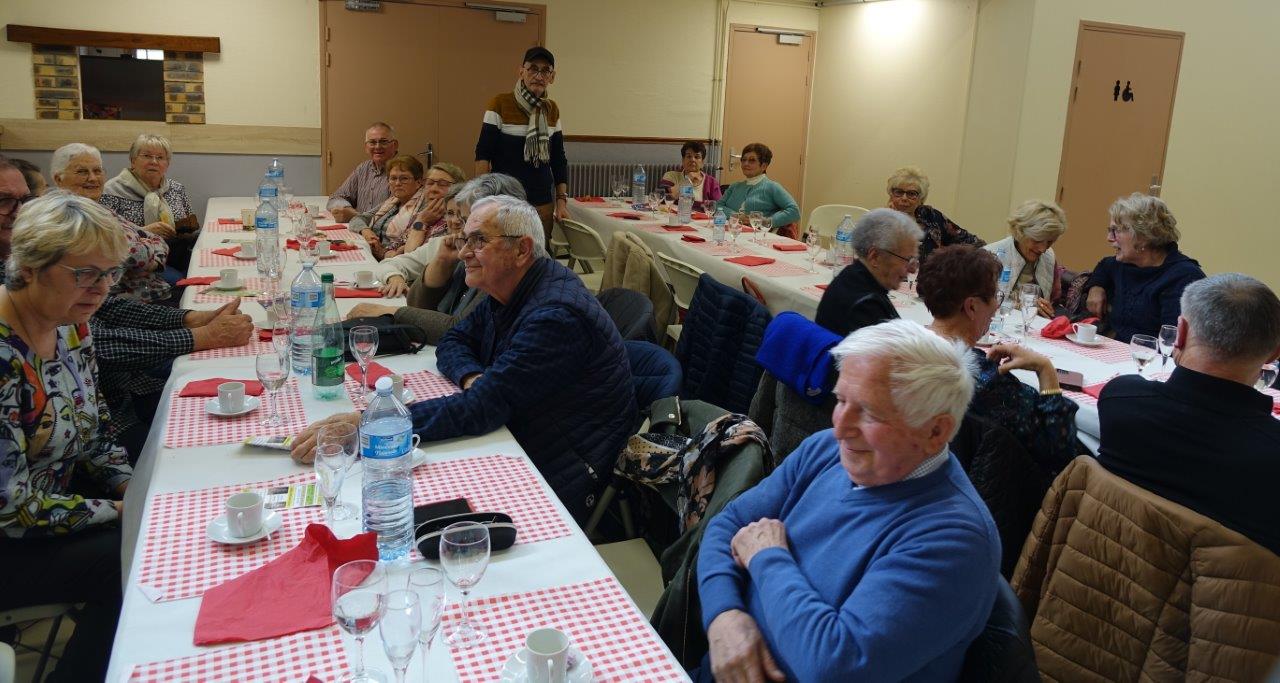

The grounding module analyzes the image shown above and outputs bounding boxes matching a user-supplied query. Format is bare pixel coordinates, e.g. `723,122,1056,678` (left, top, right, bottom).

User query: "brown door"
1055,21,1183,270
321,1,544,192
721,25,815,205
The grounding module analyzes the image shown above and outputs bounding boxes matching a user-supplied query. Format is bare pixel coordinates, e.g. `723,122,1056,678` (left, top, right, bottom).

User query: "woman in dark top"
815,208,921,337
920,245,1080,474
1085,193,1205,342
886,166,984,263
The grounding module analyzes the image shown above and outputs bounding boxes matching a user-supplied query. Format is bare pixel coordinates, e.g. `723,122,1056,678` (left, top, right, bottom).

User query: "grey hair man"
293,194,636,524
815,208,924,336
327,121,400,222
1099,273,1280,555
696,319,1000,682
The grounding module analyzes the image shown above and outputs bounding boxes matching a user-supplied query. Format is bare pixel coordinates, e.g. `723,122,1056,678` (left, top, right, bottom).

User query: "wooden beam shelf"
5,24,221,53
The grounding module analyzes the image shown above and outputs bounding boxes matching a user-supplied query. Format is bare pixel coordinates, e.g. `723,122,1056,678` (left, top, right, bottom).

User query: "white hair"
850,208,924,259
50,143,102,176
470,195,547,259
830,319,975,438
455,173,527,208
128,133,172,161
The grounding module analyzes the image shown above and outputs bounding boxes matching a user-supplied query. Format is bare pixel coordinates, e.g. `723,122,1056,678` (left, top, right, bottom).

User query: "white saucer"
500,646,593,682
234,253,257,260
207,509,282,545
364,387,415,405
352,280,382,290
210,279,243,291
1065,332,1104,347
205,396,261,417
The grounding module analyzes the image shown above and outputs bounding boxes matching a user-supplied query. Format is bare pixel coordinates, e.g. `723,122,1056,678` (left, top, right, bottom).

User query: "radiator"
568,161,721,197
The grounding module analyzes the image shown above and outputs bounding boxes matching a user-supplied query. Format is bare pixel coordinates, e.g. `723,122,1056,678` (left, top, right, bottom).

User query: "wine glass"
333,559,388,683
265,290,292,358
441,522,490,648
408,567,445,681
749,211,764,241
349,325,379,396
728,213,744,253
1130,334,1159,378
1018,284,1041,338
378,590,421,683
805,227,821,273
1158,324,1177,368
314,443,346,527
611,178,628,203
1256,361,1279,392
318,422,359,521
758,217,773,245
254,351,290,427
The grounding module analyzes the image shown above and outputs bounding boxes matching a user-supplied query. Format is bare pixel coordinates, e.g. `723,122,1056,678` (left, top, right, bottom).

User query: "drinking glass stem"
460,589,471,632
354,634,366,675
270,388,280,421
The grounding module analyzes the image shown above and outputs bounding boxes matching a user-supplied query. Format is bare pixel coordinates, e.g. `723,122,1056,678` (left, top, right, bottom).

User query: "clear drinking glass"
1130,334,1160,378
318,422,359,521
314,443,346,526
748,211,764,241
1256,361,1279,391
408,567,445,681
379,590,421,683
333,560,388,683
1158,324,1177,368
349,325,380,396
254,351,290,427
611,178,628,203
805,227,821,273
728,214,744,253
758,217,773,245
1018,283,1041,338
441,522,490,648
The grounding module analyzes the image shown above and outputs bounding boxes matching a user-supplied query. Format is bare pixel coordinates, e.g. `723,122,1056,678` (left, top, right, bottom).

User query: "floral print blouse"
111,211,171,303
0,321,131,537
969,349,1080,475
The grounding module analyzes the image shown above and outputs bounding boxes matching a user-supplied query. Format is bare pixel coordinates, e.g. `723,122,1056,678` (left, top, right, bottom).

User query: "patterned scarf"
513,79,551,167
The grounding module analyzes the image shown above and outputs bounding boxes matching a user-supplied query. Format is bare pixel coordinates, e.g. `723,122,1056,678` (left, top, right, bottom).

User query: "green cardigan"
716,176,801,229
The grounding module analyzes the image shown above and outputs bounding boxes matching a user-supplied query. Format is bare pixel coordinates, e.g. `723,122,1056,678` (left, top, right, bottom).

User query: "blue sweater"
716,176,801,229
697,430,1001,681
1085,247,1205,343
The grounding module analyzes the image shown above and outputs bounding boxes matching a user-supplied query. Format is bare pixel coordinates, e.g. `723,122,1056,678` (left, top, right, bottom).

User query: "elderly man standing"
328,122,399,223
1099,273,1280,555
294,195,634,521
475,47,568,240
696,319,1001,682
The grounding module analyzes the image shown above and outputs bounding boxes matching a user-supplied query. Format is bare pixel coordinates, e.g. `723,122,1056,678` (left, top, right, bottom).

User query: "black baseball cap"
523,46,554,67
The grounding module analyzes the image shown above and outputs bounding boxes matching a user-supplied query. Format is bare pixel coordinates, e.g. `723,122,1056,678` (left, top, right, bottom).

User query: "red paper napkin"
771,243,807,252
179,378,265,397
176,276,220,286
575,196,606,203
681,235,707,243
663,225,696,232
692,211,711,220
725,255,775,267
217,218,241,225
194,525,378,645
211,246,241,257
258,329,273,341
1041,315,1099,339
607,212,645,220
334,287,382,298
1082,381,1108,399
345,361,392,385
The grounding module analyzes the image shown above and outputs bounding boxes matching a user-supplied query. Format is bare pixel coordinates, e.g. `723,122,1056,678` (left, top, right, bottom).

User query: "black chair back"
597,288,658,343
959,578,1041,682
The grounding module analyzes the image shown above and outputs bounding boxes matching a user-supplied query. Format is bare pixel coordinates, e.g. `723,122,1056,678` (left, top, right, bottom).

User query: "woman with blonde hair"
885,166,983,262
984,199,1067,317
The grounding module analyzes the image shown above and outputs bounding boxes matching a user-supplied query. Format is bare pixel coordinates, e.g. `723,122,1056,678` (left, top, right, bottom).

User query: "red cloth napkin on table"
607,212,645,220
258,329,273,341
1041,315,1099,339
194,525,377,645
681,235,707,243
334,287,382,298
176,276,220,286
1082,381,1109,400
725,255,775,267
692,211,711,220
211,246,241,257
216,218,241,225
816,284,828,291
345,361,392,385
179,378,264,397
771,243,807,252
663,225,696,232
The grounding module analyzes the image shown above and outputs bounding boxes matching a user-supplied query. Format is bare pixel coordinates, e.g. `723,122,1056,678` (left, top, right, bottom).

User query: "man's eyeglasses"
524,65,554,77
881,249,920,268
57,264,124,289
890,188,922,200
365,139,396,148
458,232,521,251
0,194,34,216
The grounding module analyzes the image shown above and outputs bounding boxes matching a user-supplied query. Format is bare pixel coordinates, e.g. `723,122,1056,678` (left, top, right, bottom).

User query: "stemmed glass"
748,211,764,244
1018,284,1041,338
254,351,290,427
758,217,773,245
1130,334,1159,378
611,179,628,204
1158,324,1177,369
805,226,821,273
649,190,665,217
379,590,421,683
266,291,292,359
441,522,491,648
408,567,445,681
1256,361,1279,391
728,213,744,253
349,325,379,396
314,443,346,527
333,560,388,683
318,422,359,521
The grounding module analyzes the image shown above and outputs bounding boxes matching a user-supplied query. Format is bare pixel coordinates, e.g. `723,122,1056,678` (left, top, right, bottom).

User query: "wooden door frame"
722,23,817,205
318,0,547,189
1055,20,1185,204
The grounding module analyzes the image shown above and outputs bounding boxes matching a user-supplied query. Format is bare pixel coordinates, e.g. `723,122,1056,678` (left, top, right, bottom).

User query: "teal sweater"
716,176,800,229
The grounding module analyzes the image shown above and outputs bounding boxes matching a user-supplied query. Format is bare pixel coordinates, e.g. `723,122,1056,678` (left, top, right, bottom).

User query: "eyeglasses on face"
523,64,554,77
881,248,920,267
365,138,396,147
423,178,453,188
57,264,124,289
69,167,104,179
137,153,168,163
458,231,521,251
387,174,418,185
0,194,34,216
890,188,921,200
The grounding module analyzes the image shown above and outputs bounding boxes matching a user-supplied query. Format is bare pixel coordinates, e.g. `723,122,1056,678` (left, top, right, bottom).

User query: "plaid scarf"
513,79,551,167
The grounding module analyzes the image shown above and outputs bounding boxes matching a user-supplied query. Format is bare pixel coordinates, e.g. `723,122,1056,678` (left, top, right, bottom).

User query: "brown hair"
680,141,707,158
385,154,423,180
917,245,1000,318
742,142,772,166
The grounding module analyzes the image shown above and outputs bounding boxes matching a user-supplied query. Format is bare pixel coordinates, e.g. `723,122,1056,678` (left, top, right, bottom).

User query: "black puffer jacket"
675,274,771,414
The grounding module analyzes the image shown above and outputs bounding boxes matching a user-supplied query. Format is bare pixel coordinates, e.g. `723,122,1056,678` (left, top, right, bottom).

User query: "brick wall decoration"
32,45,81,120
163,51,205,124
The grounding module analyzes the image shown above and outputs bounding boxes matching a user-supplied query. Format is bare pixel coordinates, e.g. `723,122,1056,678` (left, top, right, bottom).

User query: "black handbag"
341,314,429,361
414,512,517,560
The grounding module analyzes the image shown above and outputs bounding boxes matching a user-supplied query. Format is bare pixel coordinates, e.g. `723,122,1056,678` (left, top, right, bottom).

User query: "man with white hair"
1099,273,1280,554
293,195,635,521
816,208,924,336
328,121,399,223
696,319,1001,682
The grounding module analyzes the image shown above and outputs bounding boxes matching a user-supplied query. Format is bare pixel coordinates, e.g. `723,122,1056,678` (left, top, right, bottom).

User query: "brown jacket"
1012,456,1280,682
601,231,674,337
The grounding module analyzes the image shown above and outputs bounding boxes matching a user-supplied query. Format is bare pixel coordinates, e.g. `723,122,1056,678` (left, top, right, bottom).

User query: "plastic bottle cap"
321,273,334,283
375,376,393,393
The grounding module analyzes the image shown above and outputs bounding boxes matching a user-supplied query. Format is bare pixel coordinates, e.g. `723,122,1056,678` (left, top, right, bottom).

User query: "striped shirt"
474,92,567,206
327,159,391,214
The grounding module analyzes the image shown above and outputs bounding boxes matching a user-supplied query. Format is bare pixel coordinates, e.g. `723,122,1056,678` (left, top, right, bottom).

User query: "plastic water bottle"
289,262,323,376
254,186,279,278
631,164,646,205
677,182,694,225
993,246,1014,336
266,158,285,206
712,208,727,245
995,246,1013,297
833,214,855,275
360,376,415,561
310,274,345,400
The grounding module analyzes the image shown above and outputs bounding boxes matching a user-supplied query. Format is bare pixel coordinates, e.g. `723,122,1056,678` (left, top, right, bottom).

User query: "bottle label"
361,427,412,460
311,347,344,386
291,290,321,309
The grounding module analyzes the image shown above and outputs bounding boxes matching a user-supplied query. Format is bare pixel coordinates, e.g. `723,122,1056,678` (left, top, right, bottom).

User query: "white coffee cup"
240,208,255,227
355,270,375,288
307,204,321,217
524,627,569,683
1072,322,1097,342
315,240,332,257
219,268,239,289
389,373,405,400
239,241,258,259
667,212,681,226
225,490,265,538
217,381,246,413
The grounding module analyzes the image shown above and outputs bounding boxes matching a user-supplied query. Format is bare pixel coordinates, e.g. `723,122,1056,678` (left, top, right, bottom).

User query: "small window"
78,47,165,121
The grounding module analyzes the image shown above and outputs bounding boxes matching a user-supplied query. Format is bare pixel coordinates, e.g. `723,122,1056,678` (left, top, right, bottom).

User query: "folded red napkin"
681,235,707,243
663,225,696,232
194,525,378,645
607,212,645,220
816,284,829,291
179,378,264,397
176,276,220,286
334,287,382,298
1041,315,1100,339
725,255,775,267
258,329,273,341
1272,402,1280,416
217,218,241,225
575,196,606,203
1082,381,1108,399
316,224,345,231
771,243,807,252
345,361,392,385
692,211,711,220
211,246,241,257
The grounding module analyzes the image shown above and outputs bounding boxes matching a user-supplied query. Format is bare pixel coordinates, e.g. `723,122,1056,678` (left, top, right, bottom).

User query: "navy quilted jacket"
675,274,772,414
414,258,636,521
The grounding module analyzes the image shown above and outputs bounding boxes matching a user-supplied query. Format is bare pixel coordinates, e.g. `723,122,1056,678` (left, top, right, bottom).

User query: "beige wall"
802,0,979,227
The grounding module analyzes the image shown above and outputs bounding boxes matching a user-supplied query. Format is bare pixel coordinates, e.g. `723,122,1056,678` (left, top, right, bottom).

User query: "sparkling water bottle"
360,377,415,561
712,208,727,245
254,186,279,279
289,262,322,376
833,214,855,276
310,274,345,400
631,164,646,205
677,181,694,225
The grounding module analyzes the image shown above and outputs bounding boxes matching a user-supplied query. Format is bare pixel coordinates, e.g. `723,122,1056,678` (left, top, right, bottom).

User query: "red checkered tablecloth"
187,334,276,360
127,625,348,681
198,248,263,268
344,369,459,411
205,219,251,233
164,378,307,448
1037,335,1136,364
411,455,570,545
192,277,270,303
136,471,322,602
685,241,735,256
303,248,370,264
446,577,686,682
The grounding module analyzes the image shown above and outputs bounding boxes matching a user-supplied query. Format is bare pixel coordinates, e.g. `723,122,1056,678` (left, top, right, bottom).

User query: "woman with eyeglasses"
886,166,984,263
50,143,171,304
659,141,722,208
1084,193,1205,342
351,158,465,260
101,133,198,274
816,208,922,337
0,191,132,682
716,142,800,235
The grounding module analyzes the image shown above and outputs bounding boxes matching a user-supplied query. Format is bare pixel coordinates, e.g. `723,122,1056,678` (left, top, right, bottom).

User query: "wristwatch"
411,220,425,231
